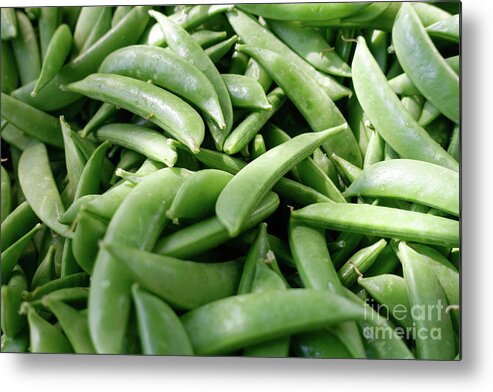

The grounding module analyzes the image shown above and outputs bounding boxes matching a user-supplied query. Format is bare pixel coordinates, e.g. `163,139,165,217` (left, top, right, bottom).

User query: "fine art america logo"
362,298,458,341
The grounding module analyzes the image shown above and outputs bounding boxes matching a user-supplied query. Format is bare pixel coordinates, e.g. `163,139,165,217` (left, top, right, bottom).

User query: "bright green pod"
79,7,112,54
1,8,17,40
352,36,458,171
104,243,243,310
31,245,56,289
74,141,111,200
11,11,41,85
27,307,73,353
221,74,271,110
38,7,61,59
392,4,459,123
293,330,352,359
216,125,345,236
426,14,459,43
66,74,204,153
96,123,177,167
1,331,29,353
23,272,89,302
1,267,28,338
168,169,233,220
345,159,459,216
18,143,73,238
448,124,460,162
131,285,194,355
1,201,39,250
363,131,385,169
73,6,106,52
61,117,86,202
292,203,459,248
1,42,19,93
32,24,73,97
331,153,363,185
1,165,12,222
205,35,238,64
111,5,133,27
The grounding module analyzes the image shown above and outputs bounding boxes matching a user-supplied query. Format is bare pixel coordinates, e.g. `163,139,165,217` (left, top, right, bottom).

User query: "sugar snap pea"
131,284,194,355
293,330,351,359
221,74,272,110
1,201,39,250
448,124,460,162
111,6,132,28
73,6,105,52
206,35,238,64
79,7,112,54
11,11,41,85
1,166,12,222
426,14,459,43
74,141,111,200
24,272,90,302
1,42,19,93
38,7,61,60
1,267,28,338
292,203,459,248
31,245,56,289
352,36,458,171
1,8,18,40
27,306,73,353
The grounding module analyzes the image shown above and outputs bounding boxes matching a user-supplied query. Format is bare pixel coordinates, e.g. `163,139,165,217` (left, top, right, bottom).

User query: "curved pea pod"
293,330,352,359
397,242,456,359
221,74,271,110
1,166,12,222
104,243,242,311
1,94,63,148
61,117,86,202
24,272,89,302
11,6,151,111
448,124,460,162
223,87,286,155
89,168,191,354
11,11,41,85
155,191,279,259
363,131,385,168
352,36,458,171
426,14,459,43
226,10,351,100
331,153,363,185
292,203,459,248
1,8,17,39
237,45,362,167
73,6,106,52
392,4,459,123
244,57,272,92
237,3,369,22
32,24,73,97
251,134,267,159
1,330,29,353
168,169,233,220
1,201,39,250
38,7,61,59
1,224,42,282
95,123,177,167
267,19,351,78
18,144,73,238
31,245,56,289
66,74,204,153
358,274,413,329
345,159,459,217
364,245,400,277
150,10,233,150
1,267,28,338
27,307,73,353
99,45,225,130
182,289,366,355
205,35,238,64
79,7,112,54
1,42,19,93
74,141,111,200
216,125,346,236
338,239,387,287
42,298,95,354
131,284,193,355
28,287,89,310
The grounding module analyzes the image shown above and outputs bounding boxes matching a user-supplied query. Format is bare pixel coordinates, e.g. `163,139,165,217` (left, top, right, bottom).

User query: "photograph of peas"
0,1,460,360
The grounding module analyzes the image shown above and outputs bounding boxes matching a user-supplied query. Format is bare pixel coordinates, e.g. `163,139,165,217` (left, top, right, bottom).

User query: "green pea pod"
1,330,29,353
66,74,204,153
1,166,12,222
73,6,105,52
74,141,111,200
1,8,17,39
25,272,90,302
345,159,459,217
183,143,331,206
155,191,279,259
32,24,72,97
96,123,177,166
267,20,351,78
228,50,249,74
60,239,80,277
352,36,458,171
226,10,351,101
80,7,112,54
89,168,191,354
182,289,366,355
1,201,39,250
363,131,385,169
43,298,96,354
12,6,151,111
80,103,118,138
251,134,266,159
237,45,362,167
29,287,89,309
221,74,271,110
150,10,233,149
364,245,400,277
263,123,346,203
104,242,242,310
1,224,42,281
1,94,63,148
38,7,60,59
168,169,233,220
397,241,456,359
130,284,193,355
18,143,73,238
1,267,28,338
358,274,413,329
99,45,225,130
292,203,459,248
293,330,351,358
426,14,459,43
237,3,369,22
60,117,86,201
401,95,425,121
27,307,73,353
11,11,41,85
205,35,238,64
216,125,345,236
393,4,459,123
448,124,460,162
331,153,363,185
223,87,286,155
1,42,19,93
31,245,56,289
244,58,272,92
338,239,387,287
111,6,132,28
418,100,442,127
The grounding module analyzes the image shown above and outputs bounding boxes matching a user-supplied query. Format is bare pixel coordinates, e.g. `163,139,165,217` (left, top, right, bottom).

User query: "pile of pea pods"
1,2,460,359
